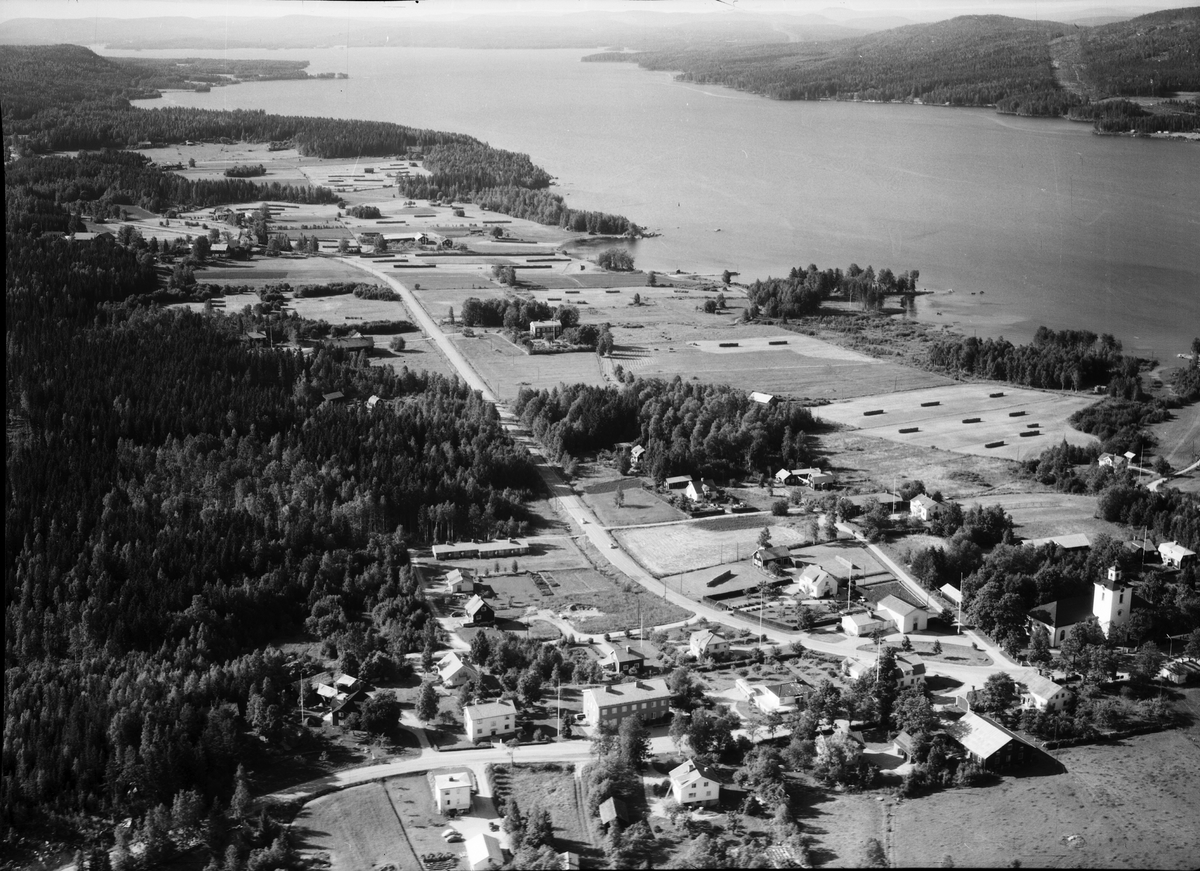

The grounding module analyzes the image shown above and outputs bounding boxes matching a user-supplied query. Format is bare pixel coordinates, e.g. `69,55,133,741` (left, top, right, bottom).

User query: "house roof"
844,612,885,628
878,595,924,618
939,583,962,604
584,678,671,710
757,545,792,561
598,797,630,824
749,392,776,404
1023,674,1068,701
1159,541,1196,558
465,833,504,869
952,711,1028,760
761,680,807,700
463,700,516,720
669,757,720,786
465,595,491,616
530,319,562,330
441,659,478,683
599,643,644,666
630,445,646,457
433,772,471,791
665,475,693,486
911,494,939,510
893,730,917,754
1022,533,1092,551
690,628,725,648
798,565,832,583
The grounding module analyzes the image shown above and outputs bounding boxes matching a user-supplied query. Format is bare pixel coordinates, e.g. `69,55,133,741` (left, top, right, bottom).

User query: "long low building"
432,540,530,560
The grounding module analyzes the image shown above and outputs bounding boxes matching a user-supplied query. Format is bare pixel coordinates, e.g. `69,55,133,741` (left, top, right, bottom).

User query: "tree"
617,713,651,770
668,665,704,709
362,690,400,736
772,499,789,517
597,247,633,271
977,672,1018,713
503,796,525,842
416,680,439,723
556,305,580,328
231,764,252,821
901,634,913,652
892,688,937,736
518,669,543,706
758,526,773,549
722,269,733,284
647,270,657,287
1129,642,1164,687
631,292,641,306
1027,624,1051,665
931,638,943,656
389,335,406,352
470,631,492,668
862,838,888,868
491,226,504,239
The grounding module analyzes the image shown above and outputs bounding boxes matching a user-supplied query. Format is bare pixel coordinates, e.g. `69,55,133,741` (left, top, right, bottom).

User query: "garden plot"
615,519,803,579
293,782,421,871
817,383,1098,462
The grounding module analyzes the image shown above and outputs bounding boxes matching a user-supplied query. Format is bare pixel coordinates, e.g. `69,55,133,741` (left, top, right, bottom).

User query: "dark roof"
861,582,922,608
598,797,629,825
323,391,345,402
758,545,792,561
1029,594,1093,629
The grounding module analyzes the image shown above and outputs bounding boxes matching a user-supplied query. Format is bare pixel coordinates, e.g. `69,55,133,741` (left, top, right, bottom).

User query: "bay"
119,46,1199,363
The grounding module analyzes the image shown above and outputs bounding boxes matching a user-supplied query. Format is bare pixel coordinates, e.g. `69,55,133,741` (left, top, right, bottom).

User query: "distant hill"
1076,6,1200,96
587,15,1071,107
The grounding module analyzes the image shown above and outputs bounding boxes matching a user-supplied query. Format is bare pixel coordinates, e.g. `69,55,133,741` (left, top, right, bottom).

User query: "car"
610,542,619,548
574,712,587,722
444,833,463,843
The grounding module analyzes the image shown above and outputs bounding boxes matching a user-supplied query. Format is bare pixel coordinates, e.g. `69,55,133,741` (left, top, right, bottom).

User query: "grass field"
383,773,476,868
890,720,1200,869
817,383,1098,463
293,781,421,871
980,491,1128,541
500,764,596,857
580,480,687,528
792,788,884,868
190,254,374,288
616,519,803,578
452,331,607,401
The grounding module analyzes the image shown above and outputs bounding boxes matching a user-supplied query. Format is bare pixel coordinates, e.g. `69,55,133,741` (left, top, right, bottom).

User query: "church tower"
1093,565,1132,637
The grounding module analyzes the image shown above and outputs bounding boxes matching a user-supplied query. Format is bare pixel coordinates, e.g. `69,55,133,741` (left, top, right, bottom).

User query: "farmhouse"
596,640,645,676
841,611,890,637
582,678,671,728
464,595,495,626
736,678,808,713
1028,565,1133,647
877,595,929,633
795,565,837,599
1098,452,1129,469
530,319,563,340
947,711,1037,772
753,545,793,570
685,478,718,502
463,700,517,741
446,568,475,594
909,494,941,521
1021,674,1072,712
330,689,367,727
433,772,473,813
629,445,646,470
323,333,374,351
669,758,721,807
243,330,269,346
1158,541,1196,569
465,833,504,870
437,652,479,688
795,468,835,489
690,628,730,659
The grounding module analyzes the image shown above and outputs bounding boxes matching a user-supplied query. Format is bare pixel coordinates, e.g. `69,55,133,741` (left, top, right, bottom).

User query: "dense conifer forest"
584,9,1200,131
514,377,816,481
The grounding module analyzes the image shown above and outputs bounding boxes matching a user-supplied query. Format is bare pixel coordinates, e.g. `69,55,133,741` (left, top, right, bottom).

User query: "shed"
465,833,504,870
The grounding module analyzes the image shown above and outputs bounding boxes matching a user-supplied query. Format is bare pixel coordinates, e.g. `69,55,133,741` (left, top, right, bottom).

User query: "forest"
745,262,919,319
584,9,1200,131
3,139,539,868
925,327,1136,392
513,376,816,481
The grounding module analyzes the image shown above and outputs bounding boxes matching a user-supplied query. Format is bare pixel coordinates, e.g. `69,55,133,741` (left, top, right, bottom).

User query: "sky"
0,0,1191,23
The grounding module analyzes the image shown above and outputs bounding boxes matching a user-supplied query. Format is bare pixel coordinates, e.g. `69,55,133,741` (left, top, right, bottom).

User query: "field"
615,517,803,579
293,781,422,871
500,764,597,858
979,491,1128,541
452,331,608,401
188,254,375,288
890,718,1200,869
376,334,462,382
579,478,688,528
384,773,487,867
792,789,886,868
816,383,1098,463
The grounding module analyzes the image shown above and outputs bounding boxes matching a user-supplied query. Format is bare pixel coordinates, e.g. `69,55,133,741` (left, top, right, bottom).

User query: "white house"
795,564,837,599
846,653,926,690
750,392,777,406
1021,675,1072,712
795,468,835,490
877,595,929,634
685,478,717,502
581,679,671,728
437,652,479,689
736,678,808,713
910,494,941,521
1159,540,1196,569
629,445,646,469
433,772,473,813
530,319,563,340
1098,452,1128,469
446,568,475,594
669,758,721,807
465,833,504,871
841,612,889,637
689,628,729,659
463,700,517,741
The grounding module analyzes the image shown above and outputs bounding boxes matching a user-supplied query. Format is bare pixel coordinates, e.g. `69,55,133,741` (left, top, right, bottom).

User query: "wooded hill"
585,9,1200,130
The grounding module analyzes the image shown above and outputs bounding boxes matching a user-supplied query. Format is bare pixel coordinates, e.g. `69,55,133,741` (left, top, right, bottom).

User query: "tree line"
746,262,920,319
513,376,816,481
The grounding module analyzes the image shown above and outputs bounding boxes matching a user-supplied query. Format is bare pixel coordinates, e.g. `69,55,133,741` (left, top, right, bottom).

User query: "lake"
121,46,1199,362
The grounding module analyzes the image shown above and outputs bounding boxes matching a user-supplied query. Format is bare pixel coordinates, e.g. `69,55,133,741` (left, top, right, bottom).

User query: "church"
1027,566,1134,648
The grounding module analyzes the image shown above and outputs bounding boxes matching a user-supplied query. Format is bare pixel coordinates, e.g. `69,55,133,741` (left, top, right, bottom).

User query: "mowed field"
451,331,607,401
817,383,1098,462
982,491,1128,541
292,781,421,871
891,722,1200,869
189,255,374,288
580,480,688,528
616,517,803,578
